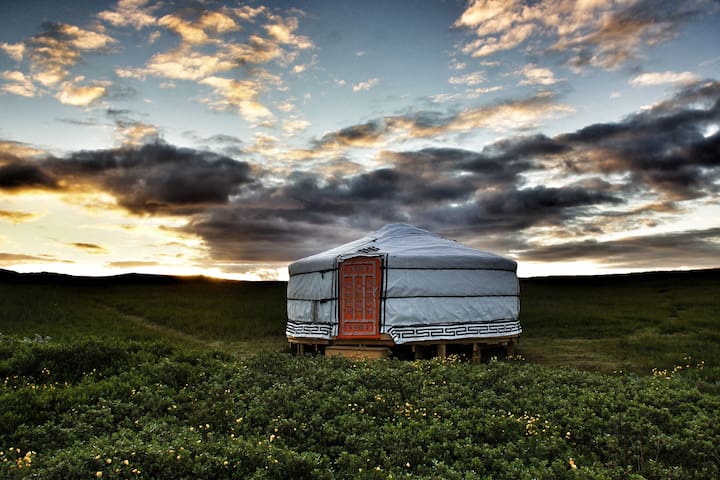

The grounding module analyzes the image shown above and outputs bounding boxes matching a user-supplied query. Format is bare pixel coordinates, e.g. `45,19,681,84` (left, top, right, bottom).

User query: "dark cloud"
55,143,255,213
180,208,355,262
416,184,624,235
557,81,720,200
3,81,719,272
182,81,719,265
314,120,385,148
0,160,59,191
520,228,720,270
0,143,255,212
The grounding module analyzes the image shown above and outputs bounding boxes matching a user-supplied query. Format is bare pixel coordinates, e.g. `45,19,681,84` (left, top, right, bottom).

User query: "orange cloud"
200,76,273,121
0,209,42,223
55,81,106,106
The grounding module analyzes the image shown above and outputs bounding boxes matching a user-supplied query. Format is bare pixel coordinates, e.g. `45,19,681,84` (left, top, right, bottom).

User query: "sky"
0,0,719,280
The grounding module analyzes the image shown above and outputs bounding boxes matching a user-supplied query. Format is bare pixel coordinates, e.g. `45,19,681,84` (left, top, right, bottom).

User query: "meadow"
0,268,718,478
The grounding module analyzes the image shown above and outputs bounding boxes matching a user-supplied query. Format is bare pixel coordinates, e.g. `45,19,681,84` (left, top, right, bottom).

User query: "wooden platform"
325,345,390,360
288,334,519,363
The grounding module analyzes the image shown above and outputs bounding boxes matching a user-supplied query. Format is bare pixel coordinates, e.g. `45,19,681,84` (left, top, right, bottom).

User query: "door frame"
337,256,383,340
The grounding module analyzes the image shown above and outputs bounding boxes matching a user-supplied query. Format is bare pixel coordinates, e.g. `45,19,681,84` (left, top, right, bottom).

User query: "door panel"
338,257,381,339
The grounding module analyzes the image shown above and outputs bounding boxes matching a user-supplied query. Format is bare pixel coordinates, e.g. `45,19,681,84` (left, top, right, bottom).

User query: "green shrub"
1,339,718,479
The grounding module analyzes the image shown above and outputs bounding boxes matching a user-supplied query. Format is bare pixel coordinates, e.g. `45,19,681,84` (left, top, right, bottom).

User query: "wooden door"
338,257,382,339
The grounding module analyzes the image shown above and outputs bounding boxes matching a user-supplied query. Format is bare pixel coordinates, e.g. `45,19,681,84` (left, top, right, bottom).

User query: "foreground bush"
0,337,718,479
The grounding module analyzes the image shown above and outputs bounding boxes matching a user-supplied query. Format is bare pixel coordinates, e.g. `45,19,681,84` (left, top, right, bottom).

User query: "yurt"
286,224,521,360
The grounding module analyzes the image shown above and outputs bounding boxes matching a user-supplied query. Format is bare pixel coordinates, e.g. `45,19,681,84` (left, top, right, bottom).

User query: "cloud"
352,77,381,93
0,253,73,265
200,76,273,121
0,71,37,97
115,121,161,146
68,242,110,254
25,22,115,87
158,11,239,45
0,42,25,61
519,64,560,86
57,144,256,214
447,92,574,132
0,140,47,160
55,81,107,106
232,5,266,22
520,227,720,270
144,47,238,81
174,148,623,264
0,160,60,192
286,93,575,162
454,0,706,70
106,261,161,268
388,92,574,136
159,14,212,45
187,133,245,157
448,71,486,86
0,21,116,108
282,118,311,135
1,78,717,271
265,13,313,49
98,0,157,30
0,210,42,223
630,71,699,87
316,121,386,149
109,6,312,123
556,80,720,200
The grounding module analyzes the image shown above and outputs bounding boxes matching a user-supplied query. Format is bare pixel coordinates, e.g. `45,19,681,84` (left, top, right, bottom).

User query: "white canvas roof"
289,223,517,275
287,224,521,344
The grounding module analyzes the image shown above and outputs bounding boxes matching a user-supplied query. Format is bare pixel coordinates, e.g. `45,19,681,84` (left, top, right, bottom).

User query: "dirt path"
104,305,212,347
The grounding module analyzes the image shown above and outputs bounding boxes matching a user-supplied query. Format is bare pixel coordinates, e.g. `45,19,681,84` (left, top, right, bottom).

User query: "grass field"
1,268,719,478
1,268,718,377
519,269,720,379
0,272,288,354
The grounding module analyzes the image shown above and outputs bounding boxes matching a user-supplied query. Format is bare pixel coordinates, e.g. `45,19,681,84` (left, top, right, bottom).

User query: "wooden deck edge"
325,345,390,360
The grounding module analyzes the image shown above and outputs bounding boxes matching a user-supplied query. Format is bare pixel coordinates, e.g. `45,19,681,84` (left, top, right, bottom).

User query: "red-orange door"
338,257,382,339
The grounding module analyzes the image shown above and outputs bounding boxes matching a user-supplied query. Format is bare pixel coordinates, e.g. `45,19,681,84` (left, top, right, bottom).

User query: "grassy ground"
518,270,720,380
0,268,718,377
1,269,719,478
0,277,288,354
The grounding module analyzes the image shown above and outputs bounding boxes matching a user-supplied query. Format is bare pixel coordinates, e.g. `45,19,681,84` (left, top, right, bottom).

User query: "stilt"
437,343,446,359
472,343,482,364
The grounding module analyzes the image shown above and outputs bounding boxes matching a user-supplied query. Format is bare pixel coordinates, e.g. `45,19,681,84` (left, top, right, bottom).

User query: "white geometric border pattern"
286,320,333,339
387,320,521,344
